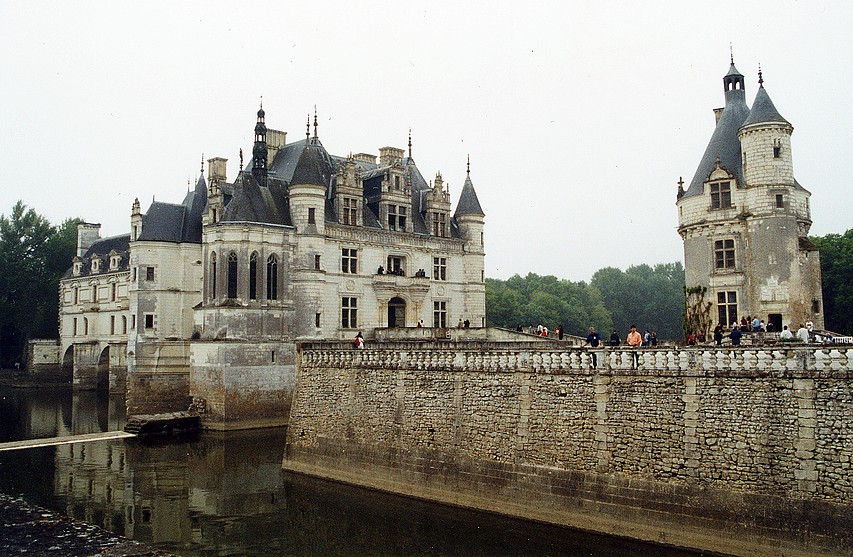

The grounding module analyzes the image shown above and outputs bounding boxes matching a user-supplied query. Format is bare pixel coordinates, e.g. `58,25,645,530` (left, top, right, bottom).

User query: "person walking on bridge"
583,327,603,368
626,325,642,368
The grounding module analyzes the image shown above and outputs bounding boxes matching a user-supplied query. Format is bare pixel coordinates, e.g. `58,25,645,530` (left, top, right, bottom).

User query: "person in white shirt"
780,325,794,340
796,325,809,343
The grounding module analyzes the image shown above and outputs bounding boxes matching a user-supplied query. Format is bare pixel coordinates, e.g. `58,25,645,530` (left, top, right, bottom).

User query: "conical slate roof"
291,142,331,187
742,85,789,127
454,174,484,217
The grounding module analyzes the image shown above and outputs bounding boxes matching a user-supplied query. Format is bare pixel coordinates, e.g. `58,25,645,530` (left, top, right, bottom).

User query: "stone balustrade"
299,344,852,377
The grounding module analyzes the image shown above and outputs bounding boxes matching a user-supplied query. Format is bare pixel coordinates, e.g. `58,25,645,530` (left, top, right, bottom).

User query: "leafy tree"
590,262,685,340
811,229,853,335
486,273,612,337
0,202,80,368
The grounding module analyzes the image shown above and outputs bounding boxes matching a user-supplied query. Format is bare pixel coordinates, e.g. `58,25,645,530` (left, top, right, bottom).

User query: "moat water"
0,386,709,556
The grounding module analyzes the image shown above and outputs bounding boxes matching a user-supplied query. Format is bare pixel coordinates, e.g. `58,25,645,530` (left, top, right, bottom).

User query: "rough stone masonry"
284,342,852,557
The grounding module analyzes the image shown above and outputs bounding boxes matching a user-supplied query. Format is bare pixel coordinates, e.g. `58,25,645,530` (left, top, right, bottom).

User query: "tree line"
486,263,686,341
0,198,850,368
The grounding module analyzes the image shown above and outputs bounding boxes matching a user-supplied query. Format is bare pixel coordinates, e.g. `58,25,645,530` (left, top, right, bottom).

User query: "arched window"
227,252,238,299
249,252,258,300
266,254,278,300
210,252,217,299
122,315,127,334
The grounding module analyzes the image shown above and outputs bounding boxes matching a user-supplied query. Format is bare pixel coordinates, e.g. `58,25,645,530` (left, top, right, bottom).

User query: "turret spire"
306,114,310,142
200,153,204,176
758,64,764,87
313,106,318,139
408,128,412,159
467,154,470,176
252,100,268,183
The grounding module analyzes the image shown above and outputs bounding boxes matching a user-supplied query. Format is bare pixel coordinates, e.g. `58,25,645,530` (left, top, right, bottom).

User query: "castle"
677,58,824,332
58,107,486,425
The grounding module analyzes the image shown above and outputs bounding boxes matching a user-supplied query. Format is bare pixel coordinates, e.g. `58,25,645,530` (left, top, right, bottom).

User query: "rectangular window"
308,207,316,224
387,205,407,231
710,182,732,209
111,283,117,301
433,257,447,281
773,146,781,158
314,254,321,270
341,248,357,274
775,194,784,209
714,239,735,270
73,317,77,336
110,315,115,335
343,197,358,225
315,313,321,328
341,297,357,329
132,267,137,282
432,212,446,237
717,291,738,328
145,266,155,281
131,315,136,330
433,301,447,328
144,314,154,329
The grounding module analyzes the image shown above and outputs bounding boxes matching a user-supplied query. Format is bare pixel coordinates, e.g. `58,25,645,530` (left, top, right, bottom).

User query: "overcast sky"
2,1,851,282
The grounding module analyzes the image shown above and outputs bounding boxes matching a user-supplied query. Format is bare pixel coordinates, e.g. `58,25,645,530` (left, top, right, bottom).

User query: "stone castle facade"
58,106,486,425
677,59,824,332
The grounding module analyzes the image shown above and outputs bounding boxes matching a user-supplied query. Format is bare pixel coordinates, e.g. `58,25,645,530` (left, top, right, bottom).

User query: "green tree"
811,229,853,335
0,202,80,367
590,262,685,341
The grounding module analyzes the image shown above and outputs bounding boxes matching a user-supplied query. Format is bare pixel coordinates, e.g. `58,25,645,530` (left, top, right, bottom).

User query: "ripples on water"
0,387,708,556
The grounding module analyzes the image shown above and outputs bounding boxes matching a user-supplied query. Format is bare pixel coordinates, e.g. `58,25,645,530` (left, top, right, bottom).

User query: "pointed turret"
738,68,795,187
454,159,485,217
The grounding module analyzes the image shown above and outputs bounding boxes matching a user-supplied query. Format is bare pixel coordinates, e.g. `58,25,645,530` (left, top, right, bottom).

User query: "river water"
0,386,709,556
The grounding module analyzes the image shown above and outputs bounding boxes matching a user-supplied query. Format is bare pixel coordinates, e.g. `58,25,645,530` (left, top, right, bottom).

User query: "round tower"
737,70,794,188
289,140,329,237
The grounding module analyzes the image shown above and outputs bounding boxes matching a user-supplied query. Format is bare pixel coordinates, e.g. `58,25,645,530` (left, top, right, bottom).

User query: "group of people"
707,318,818,346
580,325,655,369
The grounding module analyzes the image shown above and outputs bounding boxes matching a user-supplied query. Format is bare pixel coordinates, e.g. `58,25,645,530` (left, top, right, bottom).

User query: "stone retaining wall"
284,343,852,556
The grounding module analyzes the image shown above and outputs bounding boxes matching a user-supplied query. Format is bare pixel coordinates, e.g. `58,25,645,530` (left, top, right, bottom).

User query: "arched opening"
388,297,406,328
96,346,110,393
61,345,74,383
266,254,278,300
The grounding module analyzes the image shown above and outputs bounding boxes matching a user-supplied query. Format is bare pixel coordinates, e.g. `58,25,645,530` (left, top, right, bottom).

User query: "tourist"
643,329,651,347
377,265,384,275
752,316,760,332
353,332,365,349
650,331,657,346
730,327,742,346
457,318,463,329
713,324,723,345
766,321,775,333
780,325,793,340
583,327,603,368
626,325,642,368
463,319,470,328
687,332,696,346
797,324,809,343
556,324,564,340
607,331,619,346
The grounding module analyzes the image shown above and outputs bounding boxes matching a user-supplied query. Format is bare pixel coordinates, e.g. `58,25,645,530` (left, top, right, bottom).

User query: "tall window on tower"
249,252,258,300
342,197,358,225
210,252,216,299
341,248,357,274
266,254,278,300
717,291,738,328
341,297,357,329
432,212,446,237
227,252,238,298
710,182,732,209
714,239,736,270
387,205,406,231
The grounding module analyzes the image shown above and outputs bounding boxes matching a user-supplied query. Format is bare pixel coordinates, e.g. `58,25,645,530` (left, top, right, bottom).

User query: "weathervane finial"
758,64,764,86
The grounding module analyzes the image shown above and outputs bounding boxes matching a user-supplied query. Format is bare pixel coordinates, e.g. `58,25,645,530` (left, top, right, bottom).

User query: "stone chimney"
267,129,288,165
353,153,376,165
713,107,724,125
207,157,227,184
77,222,101,257
379,146,404,167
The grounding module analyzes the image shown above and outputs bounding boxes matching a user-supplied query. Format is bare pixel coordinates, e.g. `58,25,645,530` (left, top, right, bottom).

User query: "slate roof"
137,174,208,243
742,84,789,127
228,130,480,240
455,174,485,217
63,234,131,278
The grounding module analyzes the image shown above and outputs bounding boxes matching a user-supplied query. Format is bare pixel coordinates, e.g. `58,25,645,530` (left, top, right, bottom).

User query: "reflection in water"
0,389,703,556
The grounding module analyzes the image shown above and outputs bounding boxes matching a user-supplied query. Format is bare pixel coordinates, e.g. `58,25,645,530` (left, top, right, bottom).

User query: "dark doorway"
768,313,783,334
388,297,406,328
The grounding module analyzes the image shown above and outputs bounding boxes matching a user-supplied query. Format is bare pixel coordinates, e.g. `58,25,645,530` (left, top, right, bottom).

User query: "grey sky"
2,1,851,282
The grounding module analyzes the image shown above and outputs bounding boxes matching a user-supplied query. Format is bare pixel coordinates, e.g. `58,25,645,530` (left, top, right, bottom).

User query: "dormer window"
91,259,100,274
710,181,732,209
387,205,406,231
110,255,121,270
73,261,82,276
342,197,358,225
432,212,447,237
